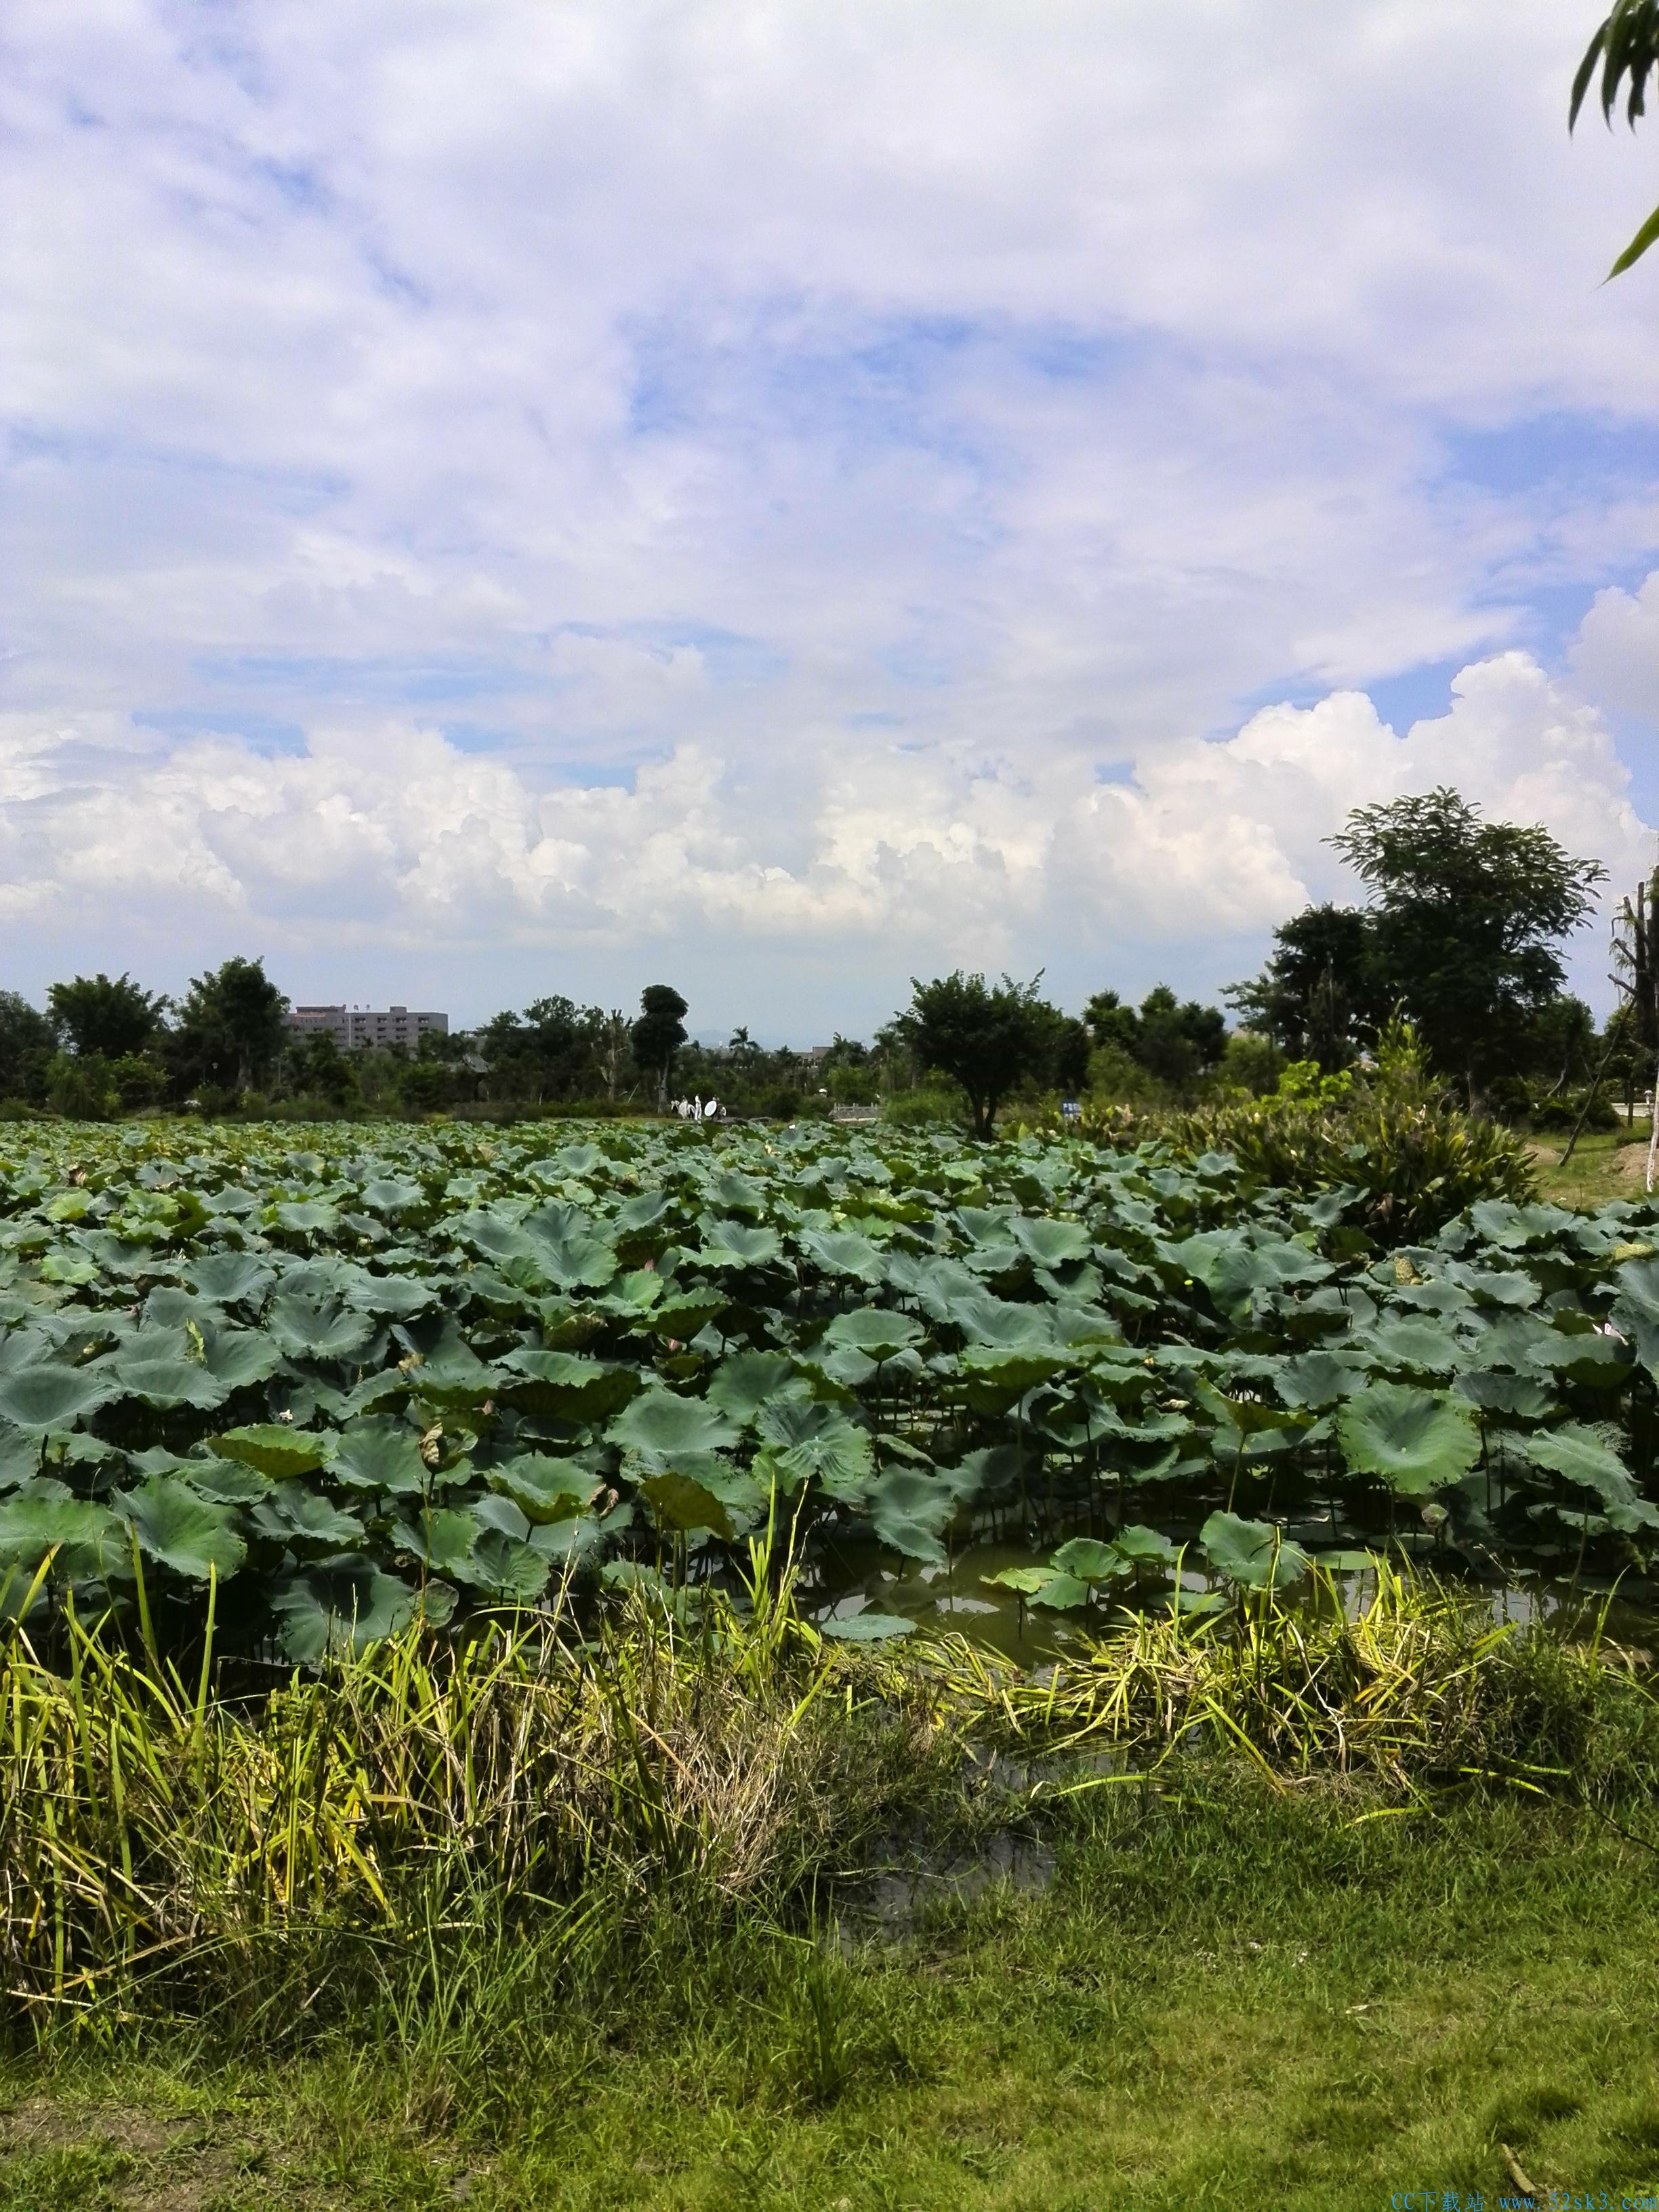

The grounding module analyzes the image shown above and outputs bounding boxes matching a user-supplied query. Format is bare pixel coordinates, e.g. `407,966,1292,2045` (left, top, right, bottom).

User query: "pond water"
794,1523,1659,1660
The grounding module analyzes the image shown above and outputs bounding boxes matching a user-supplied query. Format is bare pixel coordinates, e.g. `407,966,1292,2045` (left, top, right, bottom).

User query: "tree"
47,972,166,1059
1084,984,1229,1095
1227,904,1382,1072
0,992,53,1103
898,971,1060,1136
170,956,289,1093
1572,3,1659,275
630,985,688,1111
1328,787,1605,1103
480,996,600,1104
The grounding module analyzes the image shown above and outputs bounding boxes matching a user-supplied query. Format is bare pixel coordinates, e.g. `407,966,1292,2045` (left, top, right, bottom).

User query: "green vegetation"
2,1100,1654,1658
0,1570,1657,2205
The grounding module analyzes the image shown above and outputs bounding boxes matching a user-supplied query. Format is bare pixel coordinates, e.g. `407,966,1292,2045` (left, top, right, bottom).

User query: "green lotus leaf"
1027,1571,1090,1610
359,1177,425,1215
176,1457,272,1505
519,1202,618,1289
270,1560,426,1662
119,1477,246,1580
613,1190,672,1236
186,1254,275,1308
1337,1384,1479,1497
1199,1510,1310,1590
343,1272,434,1319
753,1397,874,1500
1355,1319,1463,1376
210,1424,333,1479
1009,1216,1092,1267
321,1418,424,1496
1048,1538,1126,1584
1526,1424,1655,1523
270,1200,341,1238
466,1523,552,1602
0,1481,125,1580
607,1390,739,1459
249,1487,365,1549
638,1469,735,1539
1277,1351,1366,1410
819,1610,916,1641
705,1350,802,1425
696,1219,783,1269
489,1453,600,1525
203,1328,285,1392
798,1229,886,1283
394,1507,480,1582
868,1467,959,1564
0,1362,109,1432
497,1348,640,1420
982,1566,1052,1595
1109,1523,1181,1569
821,1309,922,1361
108,1347,230,1412
266,1294,377,1363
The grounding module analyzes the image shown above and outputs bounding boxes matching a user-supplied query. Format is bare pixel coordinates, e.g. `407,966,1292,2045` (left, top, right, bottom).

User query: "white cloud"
1,644,1647,1026
3,3,1659,1025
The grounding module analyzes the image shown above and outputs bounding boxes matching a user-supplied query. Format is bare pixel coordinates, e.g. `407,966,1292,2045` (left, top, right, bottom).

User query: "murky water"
794,1521,1659,1659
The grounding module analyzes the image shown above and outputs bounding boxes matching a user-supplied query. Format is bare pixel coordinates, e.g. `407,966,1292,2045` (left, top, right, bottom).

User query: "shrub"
882,1084,968,1128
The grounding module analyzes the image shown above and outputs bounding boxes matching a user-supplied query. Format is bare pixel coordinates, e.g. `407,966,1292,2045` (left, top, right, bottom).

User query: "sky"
3,0,1659,1042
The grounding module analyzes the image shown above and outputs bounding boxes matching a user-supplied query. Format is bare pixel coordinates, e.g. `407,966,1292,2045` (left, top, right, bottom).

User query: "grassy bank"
0,1575,1657,2206
5,1788,1659,2209
1529,1122,1656,1210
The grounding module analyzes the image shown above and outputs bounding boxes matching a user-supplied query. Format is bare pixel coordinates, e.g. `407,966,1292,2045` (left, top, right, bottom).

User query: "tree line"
1,790,1644,1130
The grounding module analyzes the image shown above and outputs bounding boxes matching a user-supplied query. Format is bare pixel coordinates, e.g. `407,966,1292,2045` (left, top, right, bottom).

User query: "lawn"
3,1786,1656,2211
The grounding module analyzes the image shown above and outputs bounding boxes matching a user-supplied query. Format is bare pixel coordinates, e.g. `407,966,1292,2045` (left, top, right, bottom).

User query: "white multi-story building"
286,1005,449,1052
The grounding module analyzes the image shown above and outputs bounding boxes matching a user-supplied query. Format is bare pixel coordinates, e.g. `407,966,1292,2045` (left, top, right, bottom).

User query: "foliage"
899,971,1061,1135
630,985,688,1110
0,994,52,1106
46,972,167,1060
3,1108,1659,1660
170,955,289,1094
1085,984,1227,1095
1227,901,1384,1073
1572,0,1659,274
1328,787,1605,1099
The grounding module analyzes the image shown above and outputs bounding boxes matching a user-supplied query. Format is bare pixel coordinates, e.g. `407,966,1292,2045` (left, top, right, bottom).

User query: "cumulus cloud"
2,644,1647,1025
3,3,1659,1025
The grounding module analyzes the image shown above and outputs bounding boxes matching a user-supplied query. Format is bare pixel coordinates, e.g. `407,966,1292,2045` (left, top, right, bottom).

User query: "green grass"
1529,1121,1654,1210
3,1786,1658,2209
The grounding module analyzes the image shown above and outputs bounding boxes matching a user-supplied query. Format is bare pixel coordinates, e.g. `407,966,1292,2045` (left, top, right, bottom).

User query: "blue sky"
3,1,1658,1038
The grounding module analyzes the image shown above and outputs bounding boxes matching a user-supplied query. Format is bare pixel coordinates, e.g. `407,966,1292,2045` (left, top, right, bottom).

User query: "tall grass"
0,1559,1652,2050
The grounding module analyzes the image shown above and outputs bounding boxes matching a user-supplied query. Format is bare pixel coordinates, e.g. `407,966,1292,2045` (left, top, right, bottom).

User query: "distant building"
286,1005,449,1052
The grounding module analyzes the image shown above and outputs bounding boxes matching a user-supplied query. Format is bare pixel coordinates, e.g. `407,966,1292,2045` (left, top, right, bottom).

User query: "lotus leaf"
819,1610,916,1641
1199,1510,1310,1590
1338,1385,1479,1496
211,1424,333,1479
608,1391,739,1459
120,1476,247,1580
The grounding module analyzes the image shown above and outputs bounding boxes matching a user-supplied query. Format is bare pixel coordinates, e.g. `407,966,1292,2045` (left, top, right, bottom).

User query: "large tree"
630,985,689,1111
1227,903,1382,1073
170,956,289,1092
1328,787,1605,1102
1084,984,1228,1093
47,972,167,1059
480,995,600,1104
899,971,1060,1136
0,992,54,1103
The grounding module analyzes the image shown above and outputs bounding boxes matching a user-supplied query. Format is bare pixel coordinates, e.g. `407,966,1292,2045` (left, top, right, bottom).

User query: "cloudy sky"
4,1,1659,1039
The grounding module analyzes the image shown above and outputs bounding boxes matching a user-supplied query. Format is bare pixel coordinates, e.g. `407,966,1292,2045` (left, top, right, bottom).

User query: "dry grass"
923,1565,1659,1802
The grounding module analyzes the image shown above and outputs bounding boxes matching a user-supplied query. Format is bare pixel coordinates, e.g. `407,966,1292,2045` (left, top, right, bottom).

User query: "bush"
45,1050,115,1120
882,1085,968,1128
1527,1083,1620,1135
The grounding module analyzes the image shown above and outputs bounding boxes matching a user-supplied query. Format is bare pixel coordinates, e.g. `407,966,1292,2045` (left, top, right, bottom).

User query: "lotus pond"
1,1116,1658,1661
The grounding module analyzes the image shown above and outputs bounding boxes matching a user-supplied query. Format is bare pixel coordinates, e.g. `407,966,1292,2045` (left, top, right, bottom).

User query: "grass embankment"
1529,1121,1656,1210
1,1578,1658,2207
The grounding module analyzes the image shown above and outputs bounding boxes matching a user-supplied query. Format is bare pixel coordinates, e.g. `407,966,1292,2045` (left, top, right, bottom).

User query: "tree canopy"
171,957,289,1092
900,971,1059,1136
630,985,689,1109
1327,787,1605,1099
47,972,167,1059
1227,904,1383,1073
